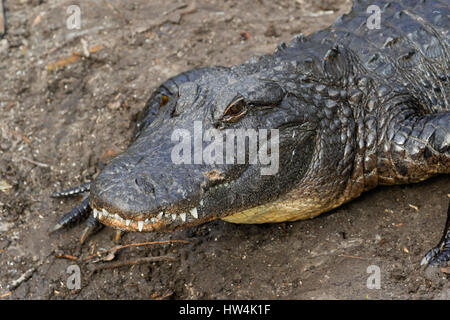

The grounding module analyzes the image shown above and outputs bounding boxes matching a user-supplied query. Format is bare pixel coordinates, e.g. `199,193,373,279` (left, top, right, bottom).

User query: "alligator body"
53,0,450,266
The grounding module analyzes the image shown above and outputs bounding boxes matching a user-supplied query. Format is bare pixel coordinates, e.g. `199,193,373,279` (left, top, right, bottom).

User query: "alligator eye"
222,97,247,122
159,95,169,109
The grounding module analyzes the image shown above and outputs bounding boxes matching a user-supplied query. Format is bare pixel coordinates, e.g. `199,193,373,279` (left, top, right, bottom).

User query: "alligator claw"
51,182,91,198
421,204,450,267
51,182,105,242
50,196,91,233
422,233,450,267
421,247,441,266
80,215,103,244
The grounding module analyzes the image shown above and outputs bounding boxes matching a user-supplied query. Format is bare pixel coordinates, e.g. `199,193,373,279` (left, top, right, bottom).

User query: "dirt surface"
0,0,449,300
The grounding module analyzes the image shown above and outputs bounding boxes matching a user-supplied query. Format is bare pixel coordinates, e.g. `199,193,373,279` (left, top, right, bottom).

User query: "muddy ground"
0,0,449,300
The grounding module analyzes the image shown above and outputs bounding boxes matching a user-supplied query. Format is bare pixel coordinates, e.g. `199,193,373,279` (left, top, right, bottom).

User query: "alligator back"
281,0,449,114
337,0,449,113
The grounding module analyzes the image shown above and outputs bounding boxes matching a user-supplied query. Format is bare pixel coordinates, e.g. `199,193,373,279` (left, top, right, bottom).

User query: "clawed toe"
51,182,104,243
80,215,103,244
50,196,91,233
51,182,91,198
421,204,450,269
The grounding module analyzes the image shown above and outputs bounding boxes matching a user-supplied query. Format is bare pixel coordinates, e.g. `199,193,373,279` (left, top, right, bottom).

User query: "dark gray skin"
52,0,450,266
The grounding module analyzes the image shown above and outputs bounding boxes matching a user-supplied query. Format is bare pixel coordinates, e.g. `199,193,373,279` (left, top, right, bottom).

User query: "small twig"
136,1,196,33
162,3,188,15
56,254,78,261
154,290,174,300
0,0,5,36
101,239,189,262
90,242,97,255
48,44,104,70
8,267,36,291
10,129,31,144
22,156,50,168
83,254,97,261
102,0,129,24
179,2,196,16
0,291,11,299
93,255,176,271
338,254,368,261
111,240,189,252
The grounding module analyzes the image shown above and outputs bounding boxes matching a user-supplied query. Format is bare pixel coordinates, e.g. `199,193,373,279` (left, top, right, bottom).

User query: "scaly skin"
52,0,450,266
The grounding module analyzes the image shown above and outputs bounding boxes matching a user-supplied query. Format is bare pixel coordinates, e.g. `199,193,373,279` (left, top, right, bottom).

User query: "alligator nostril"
134,175,155,194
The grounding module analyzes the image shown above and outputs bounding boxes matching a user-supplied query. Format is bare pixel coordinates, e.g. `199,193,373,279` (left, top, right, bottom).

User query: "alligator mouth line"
92,206,200,232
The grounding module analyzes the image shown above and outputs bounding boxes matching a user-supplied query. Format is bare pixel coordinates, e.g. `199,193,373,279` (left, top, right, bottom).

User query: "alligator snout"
90,155,208,232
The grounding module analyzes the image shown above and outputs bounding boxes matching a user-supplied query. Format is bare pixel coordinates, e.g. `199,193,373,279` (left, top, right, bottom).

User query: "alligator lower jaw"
92,207,203,232
93,207,163,232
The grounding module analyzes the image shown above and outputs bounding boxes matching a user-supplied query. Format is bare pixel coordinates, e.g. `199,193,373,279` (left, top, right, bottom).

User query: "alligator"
51,0,450,267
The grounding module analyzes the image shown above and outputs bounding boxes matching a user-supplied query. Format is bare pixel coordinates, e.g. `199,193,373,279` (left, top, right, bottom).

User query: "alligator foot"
421,203,450,267
50,183,103,243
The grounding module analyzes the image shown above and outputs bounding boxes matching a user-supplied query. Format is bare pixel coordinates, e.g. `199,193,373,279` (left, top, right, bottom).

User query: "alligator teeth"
190,207,198,219
157,212,163,219
125,219,131,226
93,208,98,218
199,200,203,206
98,210,103,218
172,214,177,220
115,214,121,221
102,209,108,218
151,217,156,223
138,221,144,232
179,213,186,222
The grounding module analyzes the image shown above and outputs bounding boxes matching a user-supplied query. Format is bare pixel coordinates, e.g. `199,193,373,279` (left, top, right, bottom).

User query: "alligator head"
90,54,350,232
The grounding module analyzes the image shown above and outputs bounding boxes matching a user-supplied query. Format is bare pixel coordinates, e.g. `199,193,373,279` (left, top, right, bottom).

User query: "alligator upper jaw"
92,206,205,232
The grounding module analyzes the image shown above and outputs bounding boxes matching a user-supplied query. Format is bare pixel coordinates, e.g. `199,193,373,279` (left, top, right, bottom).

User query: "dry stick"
93,255,176,271
111,239,189,253
102,0,129,24
56,254,78,261
90,240,189,262
8,268,36,291
48,44,104,70
155,291,174,300
22,156,50,168
83,254,97,261
137,1,196,34
162,3,188,15
0,0,5,36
